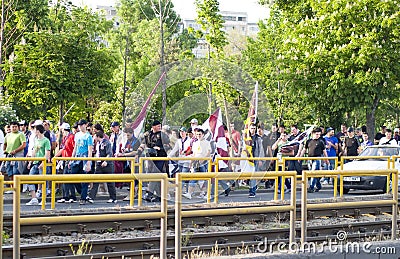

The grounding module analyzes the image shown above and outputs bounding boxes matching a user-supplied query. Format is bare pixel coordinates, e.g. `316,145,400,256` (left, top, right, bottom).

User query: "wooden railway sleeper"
41,225,51,236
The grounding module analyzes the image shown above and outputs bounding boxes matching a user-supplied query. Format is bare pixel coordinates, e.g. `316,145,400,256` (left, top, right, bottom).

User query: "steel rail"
2,220,394,258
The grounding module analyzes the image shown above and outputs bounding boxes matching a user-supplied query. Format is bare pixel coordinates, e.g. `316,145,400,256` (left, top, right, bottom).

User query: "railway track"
3,220,394,258
4,198,395,235
3,197,398,258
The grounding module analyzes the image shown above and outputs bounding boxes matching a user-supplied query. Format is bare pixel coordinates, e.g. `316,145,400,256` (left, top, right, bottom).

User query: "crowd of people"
0,117,399,204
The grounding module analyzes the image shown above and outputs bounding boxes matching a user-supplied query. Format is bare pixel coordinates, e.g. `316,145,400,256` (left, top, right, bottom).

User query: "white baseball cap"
32,120,43,126
60,122,70,130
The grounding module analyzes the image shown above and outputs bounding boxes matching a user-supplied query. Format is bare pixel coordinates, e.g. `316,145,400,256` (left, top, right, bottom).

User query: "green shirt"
4,132,26,154
33,137,51,164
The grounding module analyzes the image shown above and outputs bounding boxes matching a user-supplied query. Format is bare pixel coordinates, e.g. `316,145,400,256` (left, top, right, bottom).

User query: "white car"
341,145,400,193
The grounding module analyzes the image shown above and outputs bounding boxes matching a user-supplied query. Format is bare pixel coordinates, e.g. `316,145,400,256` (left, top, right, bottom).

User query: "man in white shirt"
378,129,398,146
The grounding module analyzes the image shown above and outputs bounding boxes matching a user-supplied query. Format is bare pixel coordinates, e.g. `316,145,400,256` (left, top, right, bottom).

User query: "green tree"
4,5,117,124
246,0,400,136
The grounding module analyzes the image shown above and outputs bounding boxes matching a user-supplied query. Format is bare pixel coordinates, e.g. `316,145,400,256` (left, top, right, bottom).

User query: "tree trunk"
366,96,380,142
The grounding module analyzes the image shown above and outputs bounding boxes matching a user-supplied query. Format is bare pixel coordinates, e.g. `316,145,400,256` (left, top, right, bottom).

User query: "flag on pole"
130,72,166,137
282,126,314,147
241,82,258,170
202,108,230,168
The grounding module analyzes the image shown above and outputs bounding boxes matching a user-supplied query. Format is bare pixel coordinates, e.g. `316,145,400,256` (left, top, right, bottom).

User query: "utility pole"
159,0,167,124
122,33,129,127
0,0,5,91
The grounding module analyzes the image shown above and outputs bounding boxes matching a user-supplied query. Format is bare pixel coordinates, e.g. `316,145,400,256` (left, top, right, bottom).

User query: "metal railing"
214,157,279,202
52,157,139,207
282,157,339,199
12,173,168,259
300,169,398,243
138,157,213,205
174,171,297,259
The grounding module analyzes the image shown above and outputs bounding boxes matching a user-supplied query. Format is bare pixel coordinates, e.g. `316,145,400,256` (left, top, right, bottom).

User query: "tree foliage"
4,4,118,124
245,0,400,134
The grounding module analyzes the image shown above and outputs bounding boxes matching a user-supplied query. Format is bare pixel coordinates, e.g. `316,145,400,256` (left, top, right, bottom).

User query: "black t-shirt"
345,136,359,156
305,138,326,157
144,130,170,157
375,132,385,141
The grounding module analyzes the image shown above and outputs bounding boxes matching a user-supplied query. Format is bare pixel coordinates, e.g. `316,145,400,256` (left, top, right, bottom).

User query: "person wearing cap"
110,121,124,188
19,121,31,157
3,121,26,183
25,124,51,205
297,128,329,193
190,118,198,127
322,127,339,185
168,127,191,180
394,128,400,143
378,129,398,146
54,123,77,203
70,119,93,205
343,127,360,160
136,120,170,202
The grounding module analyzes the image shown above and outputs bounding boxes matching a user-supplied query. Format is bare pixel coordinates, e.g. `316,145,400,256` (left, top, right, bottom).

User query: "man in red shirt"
54,123,76,203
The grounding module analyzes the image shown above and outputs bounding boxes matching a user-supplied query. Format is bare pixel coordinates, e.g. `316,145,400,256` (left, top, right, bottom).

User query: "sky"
72,0,269,23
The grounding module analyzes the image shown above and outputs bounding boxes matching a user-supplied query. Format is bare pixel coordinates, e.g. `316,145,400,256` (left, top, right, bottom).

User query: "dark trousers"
89,164,116,200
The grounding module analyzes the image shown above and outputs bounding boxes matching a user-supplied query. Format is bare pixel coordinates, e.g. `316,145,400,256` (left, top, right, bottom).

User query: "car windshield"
358,146,400,159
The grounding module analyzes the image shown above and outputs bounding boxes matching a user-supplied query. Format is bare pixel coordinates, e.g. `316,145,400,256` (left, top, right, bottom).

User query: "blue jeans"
249,162,261,196
309,160,322,190
70,159,90,201
189,163,208,187
6,160,20,177
27,164,42,192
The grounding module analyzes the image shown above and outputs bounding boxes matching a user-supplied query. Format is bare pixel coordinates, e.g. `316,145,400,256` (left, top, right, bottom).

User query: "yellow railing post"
175,173,182,259
13,176,21,259
138,157,143,207
301,171,307,244
392,170,398,240
0,175,3,259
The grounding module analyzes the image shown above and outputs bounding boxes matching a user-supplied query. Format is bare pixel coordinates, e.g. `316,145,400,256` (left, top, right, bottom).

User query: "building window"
238,16,246,22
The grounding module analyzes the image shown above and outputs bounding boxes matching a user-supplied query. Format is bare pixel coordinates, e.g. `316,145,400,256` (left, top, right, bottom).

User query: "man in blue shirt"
323,127,338,184
70,119,93,205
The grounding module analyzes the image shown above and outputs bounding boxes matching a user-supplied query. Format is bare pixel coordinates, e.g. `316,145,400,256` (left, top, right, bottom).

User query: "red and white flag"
131,72,166,137
241,81,258,171
202,108,229,168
